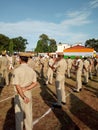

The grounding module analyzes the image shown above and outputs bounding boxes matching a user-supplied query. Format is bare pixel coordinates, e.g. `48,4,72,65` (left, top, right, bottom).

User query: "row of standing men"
0,51,98,130
36,53,98,108
0,51,98,102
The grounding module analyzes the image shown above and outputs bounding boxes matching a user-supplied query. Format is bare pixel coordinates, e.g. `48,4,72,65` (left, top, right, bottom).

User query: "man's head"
2,50,6,56
19,52,30,63
55,52,64,61
57,52,64,58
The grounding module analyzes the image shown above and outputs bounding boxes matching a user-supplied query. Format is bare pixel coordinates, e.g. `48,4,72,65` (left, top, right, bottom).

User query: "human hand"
23,96,30,104
22,87,27,92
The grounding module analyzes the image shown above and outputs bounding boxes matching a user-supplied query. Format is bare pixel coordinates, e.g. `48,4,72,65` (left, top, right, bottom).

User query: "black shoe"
61,101,66,105
52,103,62,109
79,88,82,91
82,82,87,85
43,83,48,85
73,88,82,93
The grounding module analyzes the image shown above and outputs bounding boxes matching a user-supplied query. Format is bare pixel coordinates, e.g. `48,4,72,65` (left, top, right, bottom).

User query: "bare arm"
22,82,38,92
15,85,25,99
15,85,30,103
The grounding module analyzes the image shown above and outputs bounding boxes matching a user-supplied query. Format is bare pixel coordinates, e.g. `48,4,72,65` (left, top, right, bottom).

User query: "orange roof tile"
64,45,94,52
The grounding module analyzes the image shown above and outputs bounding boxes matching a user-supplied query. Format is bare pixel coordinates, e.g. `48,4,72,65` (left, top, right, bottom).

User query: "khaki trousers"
46,68,53,84
55,74,66,105
67,67,71,78
14,91,33,130
76,70,82,91
83,70,89,83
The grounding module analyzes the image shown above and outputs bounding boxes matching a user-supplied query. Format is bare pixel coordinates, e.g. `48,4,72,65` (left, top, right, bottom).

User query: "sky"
0,0,98,51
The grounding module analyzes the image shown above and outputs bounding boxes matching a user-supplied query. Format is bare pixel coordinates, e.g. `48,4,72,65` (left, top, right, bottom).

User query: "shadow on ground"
70,93,98,130
3,98,15,130
39,77,80,130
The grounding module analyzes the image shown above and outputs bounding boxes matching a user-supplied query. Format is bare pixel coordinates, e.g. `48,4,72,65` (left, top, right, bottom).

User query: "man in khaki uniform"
27,55,35,70
12,53,20,69
88,57,93,79
67,56,73,78
38,55,44,77
45,54,54,85
52,52,67,108
73,56,83,92
41,56,49,78
12,52,37,130
0,51,9,86
83,57,90,84
95,56,98,76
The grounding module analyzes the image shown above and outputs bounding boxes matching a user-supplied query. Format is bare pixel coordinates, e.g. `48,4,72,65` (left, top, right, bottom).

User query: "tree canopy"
0,34,10,52
12,36,28,52
85,38,98,52
34,34,57,53
0,34,28,54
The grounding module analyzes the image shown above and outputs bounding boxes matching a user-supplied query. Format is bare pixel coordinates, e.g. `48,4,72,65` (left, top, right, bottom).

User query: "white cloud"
62,10,91,26
0,10,92,50
89,0,98,8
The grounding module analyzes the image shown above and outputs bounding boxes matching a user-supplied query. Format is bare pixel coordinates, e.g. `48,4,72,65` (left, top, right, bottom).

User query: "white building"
56,43,70,52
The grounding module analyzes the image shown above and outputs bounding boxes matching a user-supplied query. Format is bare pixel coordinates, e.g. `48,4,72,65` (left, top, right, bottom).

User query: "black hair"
20,56,28,63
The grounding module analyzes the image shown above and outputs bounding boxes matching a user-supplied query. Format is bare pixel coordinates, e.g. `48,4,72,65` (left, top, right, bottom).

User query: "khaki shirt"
55,58,67,75
0,56,9,70
83,59,90,71
76,59,83,72
67,58,73,69
27,58,35,70
48,57,54,68
13,63,37,90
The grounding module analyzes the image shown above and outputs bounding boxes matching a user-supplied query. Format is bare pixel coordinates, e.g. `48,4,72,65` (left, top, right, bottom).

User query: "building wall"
56,43,70,52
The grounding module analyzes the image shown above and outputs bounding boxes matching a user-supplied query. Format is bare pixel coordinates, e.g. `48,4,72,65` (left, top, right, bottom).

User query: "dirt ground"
0,70,98,130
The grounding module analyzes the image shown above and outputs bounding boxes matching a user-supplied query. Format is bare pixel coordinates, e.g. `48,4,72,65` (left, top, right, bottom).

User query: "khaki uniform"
27,57,35,70
95,58,98,76
7,55,14,70
55,58,67,105
13,63,37,130
39,56,44,77
0,55,9,86
76,59,83,91
42,57,49,78
46,57,54,84
88,58,93,79
12,55,20,69
67,58,73,78
83,59,90,83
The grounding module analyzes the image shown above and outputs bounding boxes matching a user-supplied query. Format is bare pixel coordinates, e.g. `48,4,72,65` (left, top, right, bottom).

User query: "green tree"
0,34,10,52
0,34,28,53
48,39,57,52
12,36,28,52
34,40,43,53
35,34,57,53
85,38,98,52
35,34,49,53
9,39,14,55
40,34,49,52
39,34,49,41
